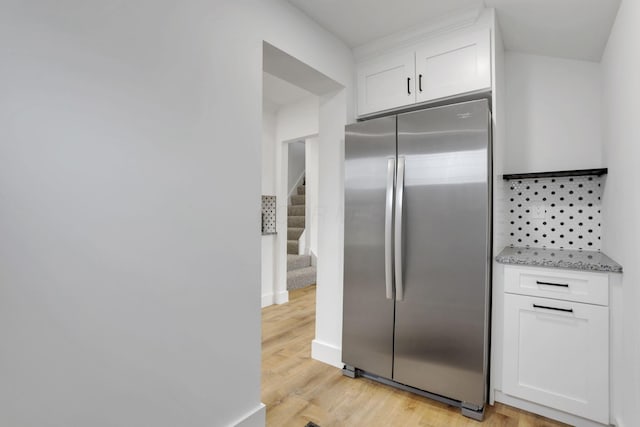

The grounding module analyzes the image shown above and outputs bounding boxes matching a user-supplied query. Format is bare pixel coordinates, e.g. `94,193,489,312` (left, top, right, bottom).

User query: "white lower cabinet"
502,266,610,424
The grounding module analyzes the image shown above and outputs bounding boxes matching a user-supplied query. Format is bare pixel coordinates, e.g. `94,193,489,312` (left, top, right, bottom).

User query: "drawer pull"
536,280,569,288
533,304,573,313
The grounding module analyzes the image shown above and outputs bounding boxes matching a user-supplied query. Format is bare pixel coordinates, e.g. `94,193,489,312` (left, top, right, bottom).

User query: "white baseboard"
614,417,624,427
232,403,265,427
274,290,289,305
310,250,317,267
494,391,607,427
261,293,273,308
488,387,495,405
311,339,342,368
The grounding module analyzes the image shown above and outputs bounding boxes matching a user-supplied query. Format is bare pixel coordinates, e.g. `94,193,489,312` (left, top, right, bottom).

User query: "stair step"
291,194,305,206
297,185,305,195
288,227,304,240
287,240,298,255
288,205,305,216
288,216,305,228
287,254,312,271
287,266,316,290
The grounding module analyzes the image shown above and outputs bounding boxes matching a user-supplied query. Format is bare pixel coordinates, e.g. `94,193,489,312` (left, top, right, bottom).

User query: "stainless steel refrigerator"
342,99,492,420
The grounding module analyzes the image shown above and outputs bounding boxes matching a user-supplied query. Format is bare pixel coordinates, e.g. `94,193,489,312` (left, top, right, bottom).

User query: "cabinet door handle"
419,74,423,92
536,280,569,288
533,304,573,313
407,77,411,95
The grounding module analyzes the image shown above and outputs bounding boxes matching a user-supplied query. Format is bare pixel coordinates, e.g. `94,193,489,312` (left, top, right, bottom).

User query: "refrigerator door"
393,100,491,407
343,116,396,378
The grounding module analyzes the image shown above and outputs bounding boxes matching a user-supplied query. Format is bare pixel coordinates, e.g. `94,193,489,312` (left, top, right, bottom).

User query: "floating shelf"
502,168,608,181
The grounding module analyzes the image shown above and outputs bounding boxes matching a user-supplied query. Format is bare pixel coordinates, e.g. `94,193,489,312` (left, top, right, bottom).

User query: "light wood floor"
262,286,568,427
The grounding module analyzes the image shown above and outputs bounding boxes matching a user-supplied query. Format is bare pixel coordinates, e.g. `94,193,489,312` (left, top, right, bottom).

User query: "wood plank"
262,286,569,427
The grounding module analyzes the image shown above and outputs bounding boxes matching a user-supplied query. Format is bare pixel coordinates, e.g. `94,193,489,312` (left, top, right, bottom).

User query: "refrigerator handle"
384,158,395,300
395,157,405,301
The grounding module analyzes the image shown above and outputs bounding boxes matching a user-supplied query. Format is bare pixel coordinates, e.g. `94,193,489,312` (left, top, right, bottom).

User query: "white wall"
262,110,277,195
273,96,320,305
601,0,640,425
264,12,353,368
287,141,305,194
313,90,348,367
262,110,277,308
261,235,276,308
505,52,603,173
305,137,320,258
276,97,320,142
489,14,507,404
263,3,354,367
262,96,318,308
0,0,353,425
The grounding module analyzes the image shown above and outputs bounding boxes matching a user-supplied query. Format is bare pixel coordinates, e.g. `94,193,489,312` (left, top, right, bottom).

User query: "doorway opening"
260,68,318,308
285,140,318,292
260,41,348,390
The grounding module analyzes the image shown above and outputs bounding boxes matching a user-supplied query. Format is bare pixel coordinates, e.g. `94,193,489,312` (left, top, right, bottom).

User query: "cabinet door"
503,293,609,424
415,29,490,103
357,52,415,116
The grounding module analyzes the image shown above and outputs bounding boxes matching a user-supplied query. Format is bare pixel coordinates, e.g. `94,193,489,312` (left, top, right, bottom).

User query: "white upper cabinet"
357,52,415,116
355,26,492,117
415,29,491,103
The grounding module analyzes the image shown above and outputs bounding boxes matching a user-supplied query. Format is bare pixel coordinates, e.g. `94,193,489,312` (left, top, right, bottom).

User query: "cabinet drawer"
504,265,608,306
503,293,609,424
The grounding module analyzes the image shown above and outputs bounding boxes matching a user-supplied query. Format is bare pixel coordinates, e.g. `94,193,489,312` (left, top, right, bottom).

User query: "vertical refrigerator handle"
384,158,395,300
395,157,405,301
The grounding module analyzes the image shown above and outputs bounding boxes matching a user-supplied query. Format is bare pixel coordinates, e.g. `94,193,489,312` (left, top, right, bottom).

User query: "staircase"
287,254,315,290
286,182,316,290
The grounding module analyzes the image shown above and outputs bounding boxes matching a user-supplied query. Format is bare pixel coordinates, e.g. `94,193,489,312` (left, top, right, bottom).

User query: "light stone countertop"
496,246,623,273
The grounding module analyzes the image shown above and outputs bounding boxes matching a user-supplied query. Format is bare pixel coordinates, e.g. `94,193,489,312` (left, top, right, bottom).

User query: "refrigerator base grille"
342,365,485,421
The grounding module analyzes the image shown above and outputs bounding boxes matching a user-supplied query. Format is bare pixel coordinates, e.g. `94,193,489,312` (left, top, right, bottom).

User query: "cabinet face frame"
414,29,491,103
356,51,416,116
502,292,609,424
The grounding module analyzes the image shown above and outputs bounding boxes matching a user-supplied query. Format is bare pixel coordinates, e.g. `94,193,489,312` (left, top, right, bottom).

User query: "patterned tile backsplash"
262,195,276,234
506,175,604,251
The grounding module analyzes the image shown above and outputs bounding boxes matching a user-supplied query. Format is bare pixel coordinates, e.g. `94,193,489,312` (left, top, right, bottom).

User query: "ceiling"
286,0,621,61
